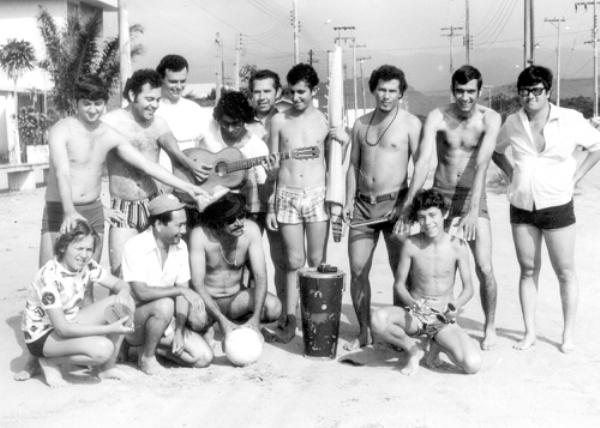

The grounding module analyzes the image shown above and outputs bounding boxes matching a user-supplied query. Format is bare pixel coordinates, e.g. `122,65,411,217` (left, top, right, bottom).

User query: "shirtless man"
371,189,481,375
265,64,331,343
397,65,501,350
344,65,421,350
102,69,211,276
188,193,281,344
39,74,209,268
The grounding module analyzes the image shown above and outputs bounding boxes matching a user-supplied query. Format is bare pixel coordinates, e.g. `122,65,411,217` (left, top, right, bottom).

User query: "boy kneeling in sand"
371,189,481,375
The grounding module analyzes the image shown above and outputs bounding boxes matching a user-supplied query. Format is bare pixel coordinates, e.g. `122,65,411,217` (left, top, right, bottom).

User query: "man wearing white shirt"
122,194,213,374
493,65,600,353
155,55,211,173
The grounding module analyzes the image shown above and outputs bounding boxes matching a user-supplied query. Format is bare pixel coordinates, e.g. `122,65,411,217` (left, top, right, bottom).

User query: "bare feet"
400,345,424,376
38,357,67,387
343,329,373,351
560,337,575,354
203,327,220,354
481,328,497,351
423,341,443,369
138,355,166,375
94,365,130,381
14,355,40,381
261,315,296,344
514,334,536,350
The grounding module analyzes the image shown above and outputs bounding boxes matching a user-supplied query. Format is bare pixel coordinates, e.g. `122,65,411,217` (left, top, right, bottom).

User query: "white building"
0,0,117,164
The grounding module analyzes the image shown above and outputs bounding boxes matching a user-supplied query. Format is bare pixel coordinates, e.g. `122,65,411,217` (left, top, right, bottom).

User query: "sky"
103,0,595,92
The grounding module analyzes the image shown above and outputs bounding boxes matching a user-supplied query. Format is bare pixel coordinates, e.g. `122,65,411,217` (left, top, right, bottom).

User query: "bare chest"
280,118,327,150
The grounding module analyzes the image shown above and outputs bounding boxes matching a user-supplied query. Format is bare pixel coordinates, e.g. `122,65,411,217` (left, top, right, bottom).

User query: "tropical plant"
0,39,36,92
0,38,37,162
37,6,144,116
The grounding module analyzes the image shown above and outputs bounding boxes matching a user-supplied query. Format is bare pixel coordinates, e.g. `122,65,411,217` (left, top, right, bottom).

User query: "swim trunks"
41,199,105,233
110,195,155,231
275,185,329,224
408,305,454,339
26,329,53,357
350,188,408,242
433,185,490,222
510,199,575,230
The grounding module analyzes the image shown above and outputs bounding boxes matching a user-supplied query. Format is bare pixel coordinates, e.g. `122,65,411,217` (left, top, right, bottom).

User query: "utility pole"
482,85,493,108
308,49,314,65
233,33,242,90
524,0,529,68
215,32,222,103
357,56,371,115
577,1,599,117
529,0,535,64
334,26,360,116
291,0,300,64
118,0,132,104
464,0,471,64
545,17,566,107
441,25,463,76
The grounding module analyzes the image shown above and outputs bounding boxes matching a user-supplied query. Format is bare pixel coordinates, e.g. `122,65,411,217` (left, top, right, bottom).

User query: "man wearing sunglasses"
187,193,282,341
493,65,600,353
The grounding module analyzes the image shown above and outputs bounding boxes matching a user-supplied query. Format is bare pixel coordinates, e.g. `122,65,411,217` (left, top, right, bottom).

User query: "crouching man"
122,194,213,375
188,193,281,341
371,189,481,375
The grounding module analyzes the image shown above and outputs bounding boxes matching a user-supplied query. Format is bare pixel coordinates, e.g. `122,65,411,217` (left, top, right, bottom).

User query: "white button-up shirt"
121,228,190,288
496,104,600,210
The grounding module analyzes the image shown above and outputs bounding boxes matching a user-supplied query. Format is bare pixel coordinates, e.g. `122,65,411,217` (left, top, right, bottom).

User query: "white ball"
224,327,263,367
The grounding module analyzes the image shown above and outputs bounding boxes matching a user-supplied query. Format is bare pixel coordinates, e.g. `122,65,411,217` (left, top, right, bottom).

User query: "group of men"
21,50,600,378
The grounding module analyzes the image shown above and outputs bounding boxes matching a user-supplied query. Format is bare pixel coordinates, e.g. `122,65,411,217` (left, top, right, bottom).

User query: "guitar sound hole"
214,162,227,176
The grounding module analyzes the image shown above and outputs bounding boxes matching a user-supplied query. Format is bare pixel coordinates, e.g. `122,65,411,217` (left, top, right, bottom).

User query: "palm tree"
0,39,36,163
37,6,143,116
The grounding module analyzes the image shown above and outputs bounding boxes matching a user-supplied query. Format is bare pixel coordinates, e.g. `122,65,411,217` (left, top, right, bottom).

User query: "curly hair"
368,65,407,95
200,193,247,229
156,54,189,78
74,74,109,102
122,69,163,101
409,189,448,223
53,220,99,261
213,91,254,123
286,63,319,89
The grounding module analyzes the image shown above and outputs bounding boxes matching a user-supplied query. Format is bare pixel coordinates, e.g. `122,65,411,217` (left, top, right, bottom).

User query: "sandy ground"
1,173,600,428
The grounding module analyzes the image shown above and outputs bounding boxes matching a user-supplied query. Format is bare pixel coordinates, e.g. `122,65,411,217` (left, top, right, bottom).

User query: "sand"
1,173,600,428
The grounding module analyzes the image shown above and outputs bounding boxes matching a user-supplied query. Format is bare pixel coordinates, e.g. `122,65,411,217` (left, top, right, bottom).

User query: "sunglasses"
224,213,246,225
518,86,546,97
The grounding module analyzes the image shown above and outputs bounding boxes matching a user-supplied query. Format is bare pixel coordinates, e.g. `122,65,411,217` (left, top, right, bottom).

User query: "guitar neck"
225,151,294,173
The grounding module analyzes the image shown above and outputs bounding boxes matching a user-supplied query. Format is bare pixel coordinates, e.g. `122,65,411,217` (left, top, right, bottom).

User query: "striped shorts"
275,185,329,224
110,195,154,231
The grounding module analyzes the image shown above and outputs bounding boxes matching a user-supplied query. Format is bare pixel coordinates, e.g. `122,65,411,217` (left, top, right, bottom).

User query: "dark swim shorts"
41,200,105,233
510,200,575,230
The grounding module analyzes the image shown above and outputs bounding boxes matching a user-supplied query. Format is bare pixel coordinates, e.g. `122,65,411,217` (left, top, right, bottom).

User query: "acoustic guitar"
173,145,320,193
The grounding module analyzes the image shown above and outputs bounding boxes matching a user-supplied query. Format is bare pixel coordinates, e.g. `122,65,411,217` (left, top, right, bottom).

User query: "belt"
356,190,399,205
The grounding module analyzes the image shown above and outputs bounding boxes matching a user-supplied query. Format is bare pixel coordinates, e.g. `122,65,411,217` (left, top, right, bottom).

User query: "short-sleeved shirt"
155,98,213,171
200,119,269,213
22,259,107,343
496,104,600,210
121,228,190,289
